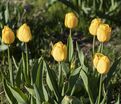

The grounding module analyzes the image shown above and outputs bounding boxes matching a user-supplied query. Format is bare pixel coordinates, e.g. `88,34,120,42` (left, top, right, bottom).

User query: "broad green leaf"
3,80,17,104
71,66,81,76
15,60,22,87
67,34,73,62
61,62,69,76
31,59,39,83
36,59,49,101
33,84,41,104
61,95,81,104
45,61,60,101
80,69,94,104
8,84,29,104
25,86,35,97
76,42,88,73
0,44,8,52
61,81,69,96
104,56,121,86
4,2,9,23
58,62,64,90
115,94,120,104
68,66,81,95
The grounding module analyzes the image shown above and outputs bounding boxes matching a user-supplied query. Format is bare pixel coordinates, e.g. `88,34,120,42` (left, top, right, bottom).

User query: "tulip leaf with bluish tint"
8,84,29,104
4,2,9,23
115,94,120,104
33,84,41,104
76,42,88,73
61,62,69,76
80,69,94,104
36,60,49,101
15,59,22,87
0,44,8,52
31,59,39,83
25,86,35,98
45,60,60,101
104,56,121,86
3,80,17,104
67,34,73,62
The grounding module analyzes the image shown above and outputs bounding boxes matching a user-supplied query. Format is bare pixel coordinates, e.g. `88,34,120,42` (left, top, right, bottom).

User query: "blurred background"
0,0,121,103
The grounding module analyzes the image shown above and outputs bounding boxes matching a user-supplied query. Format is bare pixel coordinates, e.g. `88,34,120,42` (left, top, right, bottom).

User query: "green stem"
25,43,29,77
98,74,103,104
69,29,72,36
58,62,62,87
101,42,103,53
92,36,96,55
8,46,13,86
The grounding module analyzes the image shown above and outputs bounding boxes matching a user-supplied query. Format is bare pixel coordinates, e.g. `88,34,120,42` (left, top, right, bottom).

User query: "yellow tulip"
96,56,110,74
65,12,78,29
2,26,15,44
93,53,110,74
51,41,67,62
89,18,102,36
97,24,111,42
17,23,32,43
93,53,103,68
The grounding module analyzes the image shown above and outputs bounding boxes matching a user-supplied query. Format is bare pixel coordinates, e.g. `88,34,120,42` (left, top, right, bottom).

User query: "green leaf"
71,66,81,76
45,61,60,101
68,66,81,95
15,60,22,87
61,62,69,76
25,86,35,98
8,84,29,104
36,59,49,102
67,34,73,62
3,80,17,104
104,56,121,86
4,2,9,23
31,59,39,83
61,96,81,104
33,84,41,104
58,62,64,90
80,69,94,104
76,42,88,73
0,44,8,52
115,94,120,104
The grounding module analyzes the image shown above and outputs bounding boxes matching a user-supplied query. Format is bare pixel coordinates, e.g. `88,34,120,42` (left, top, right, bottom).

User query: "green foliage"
0,0,121,104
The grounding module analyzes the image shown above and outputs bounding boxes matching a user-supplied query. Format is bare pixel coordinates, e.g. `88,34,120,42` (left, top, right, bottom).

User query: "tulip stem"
101,43,103,53
58,62,62,88
92,36,96,55
8,46,13,86
98,74,103,104
69,29,72,36
25,43,29,78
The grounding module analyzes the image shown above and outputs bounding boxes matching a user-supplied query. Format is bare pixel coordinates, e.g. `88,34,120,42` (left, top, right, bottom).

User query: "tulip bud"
93,53,103,68
96,56,110,74
17,23,32,43
2,26,15,44
51,41,67,62
89,18,102,36
65,12,78,29
97,24,111,42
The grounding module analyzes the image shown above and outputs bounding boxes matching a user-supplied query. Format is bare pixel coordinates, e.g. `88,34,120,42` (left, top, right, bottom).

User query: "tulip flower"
2,26,15,44
97,24,111,42
51,41,67,62
89,18,102,36
17,23,32,43
93,53,110,74
65,12,78,29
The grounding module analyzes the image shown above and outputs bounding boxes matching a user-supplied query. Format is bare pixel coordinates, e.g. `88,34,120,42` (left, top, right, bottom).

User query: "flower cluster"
2,23,32,44
89,18,111,42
